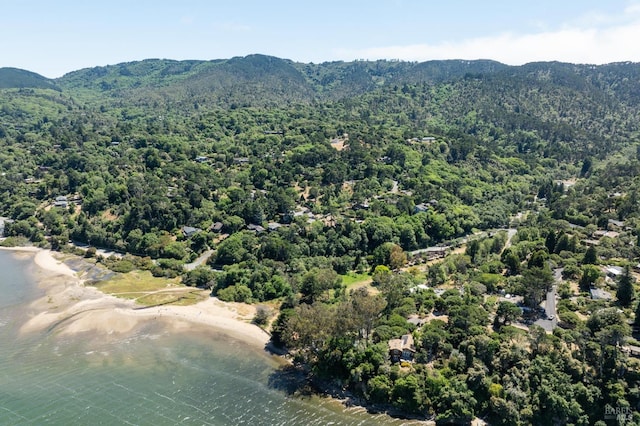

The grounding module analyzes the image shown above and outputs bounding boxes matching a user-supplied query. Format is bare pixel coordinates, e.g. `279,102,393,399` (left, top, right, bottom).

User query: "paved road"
553,267,563,282
410,227,518,257
184,249,214,271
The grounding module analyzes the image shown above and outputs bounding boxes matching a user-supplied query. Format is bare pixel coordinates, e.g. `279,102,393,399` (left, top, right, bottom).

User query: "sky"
2,0,640,78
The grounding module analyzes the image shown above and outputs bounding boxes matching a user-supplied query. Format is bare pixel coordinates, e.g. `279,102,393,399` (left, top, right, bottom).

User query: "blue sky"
2,0,640,78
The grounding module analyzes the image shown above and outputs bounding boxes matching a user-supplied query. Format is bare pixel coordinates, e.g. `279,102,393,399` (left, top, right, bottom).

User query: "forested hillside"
0,67,59,90
2,55,640,424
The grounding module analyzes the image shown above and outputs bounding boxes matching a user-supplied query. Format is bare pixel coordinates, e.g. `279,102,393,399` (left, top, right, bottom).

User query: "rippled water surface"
0,252,409,425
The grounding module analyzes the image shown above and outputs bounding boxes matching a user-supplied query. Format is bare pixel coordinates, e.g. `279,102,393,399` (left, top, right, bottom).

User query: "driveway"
184,249,214,271
533,269,562,331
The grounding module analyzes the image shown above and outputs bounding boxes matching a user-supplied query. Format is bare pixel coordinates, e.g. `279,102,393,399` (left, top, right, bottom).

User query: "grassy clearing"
92,270,181,293
136,291,204,307
171,292,208,306
114,292,148,300
342,272,371,286
341,272,376,293
89,270,207,307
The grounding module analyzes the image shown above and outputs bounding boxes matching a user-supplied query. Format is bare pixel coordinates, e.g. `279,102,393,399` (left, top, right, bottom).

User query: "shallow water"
0,251,410,425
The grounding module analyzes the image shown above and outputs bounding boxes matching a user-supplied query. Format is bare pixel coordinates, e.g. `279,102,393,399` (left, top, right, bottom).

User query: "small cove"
0,251,412,425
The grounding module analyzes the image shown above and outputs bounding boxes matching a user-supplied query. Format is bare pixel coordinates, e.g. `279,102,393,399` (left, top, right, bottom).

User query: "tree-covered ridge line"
4,55,640,106
2,56,640,424
0,67,60,90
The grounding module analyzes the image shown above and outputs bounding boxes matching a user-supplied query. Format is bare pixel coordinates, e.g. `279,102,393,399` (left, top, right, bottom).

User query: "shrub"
109,259,134,273
0,236,30,247
217,285,237,302
253,305,271,326
150,265,165,277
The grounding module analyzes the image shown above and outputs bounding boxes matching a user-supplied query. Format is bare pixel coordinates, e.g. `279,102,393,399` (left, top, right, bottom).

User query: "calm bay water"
0,251,408,425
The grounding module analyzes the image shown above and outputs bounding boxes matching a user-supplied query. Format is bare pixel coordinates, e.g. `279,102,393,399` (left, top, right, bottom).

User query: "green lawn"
92,270,180,293
341,272,373,289
136,291,204,306
88,270,207,306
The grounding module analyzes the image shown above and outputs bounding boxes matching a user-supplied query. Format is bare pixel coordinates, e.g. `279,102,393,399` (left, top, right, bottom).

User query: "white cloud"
624,2,640,16
334,5,640,65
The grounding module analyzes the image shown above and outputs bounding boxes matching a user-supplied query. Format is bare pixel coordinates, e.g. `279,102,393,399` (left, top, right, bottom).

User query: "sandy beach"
4,247,272,350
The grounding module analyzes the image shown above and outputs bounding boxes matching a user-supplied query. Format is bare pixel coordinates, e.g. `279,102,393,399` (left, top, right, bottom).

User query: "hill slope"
52,56,533,106
0,67,59,90
54,56,640,109
3,54,640,426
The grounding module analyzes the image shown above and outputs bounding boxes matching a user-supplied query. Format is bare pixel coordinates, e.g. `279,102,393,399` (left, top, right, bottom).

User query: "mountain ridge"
44,55,639,107
3,55,640,108
0,67,60,90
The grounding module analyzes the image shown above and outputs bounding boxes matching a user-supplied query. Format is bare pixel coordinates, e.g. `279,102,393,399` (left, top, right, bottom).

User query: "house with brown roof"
388,334,416,363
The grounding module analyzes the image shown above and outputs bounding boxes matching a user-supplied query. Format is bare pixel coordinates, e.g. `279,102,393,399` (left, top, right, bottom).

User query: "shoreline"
3,247,432,424
2,246,273,353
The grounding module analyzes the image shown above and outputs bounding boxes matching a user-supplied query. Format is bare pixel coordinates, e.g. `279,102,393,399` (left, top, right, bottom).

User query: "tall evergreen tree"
583,245,597,265
545,231,557,253
616,265,635,307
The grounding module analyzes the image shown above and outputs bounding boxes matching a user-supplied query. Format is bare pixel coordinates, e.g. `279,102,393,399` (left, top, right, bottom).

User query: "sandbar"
4,247,272,351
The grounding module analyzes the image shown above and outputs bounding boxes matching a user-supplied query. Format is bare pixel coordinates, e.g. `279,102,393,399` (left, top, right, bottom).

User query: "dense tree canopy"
3,56,640,424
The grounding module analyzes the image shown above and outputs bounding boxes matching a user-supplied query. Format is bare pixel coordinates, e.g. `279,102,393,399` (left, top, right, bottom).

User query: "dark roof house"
247,223,265,233
182,226,201,238
54,196,68,208
414,203,430,213
590,288,612,300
